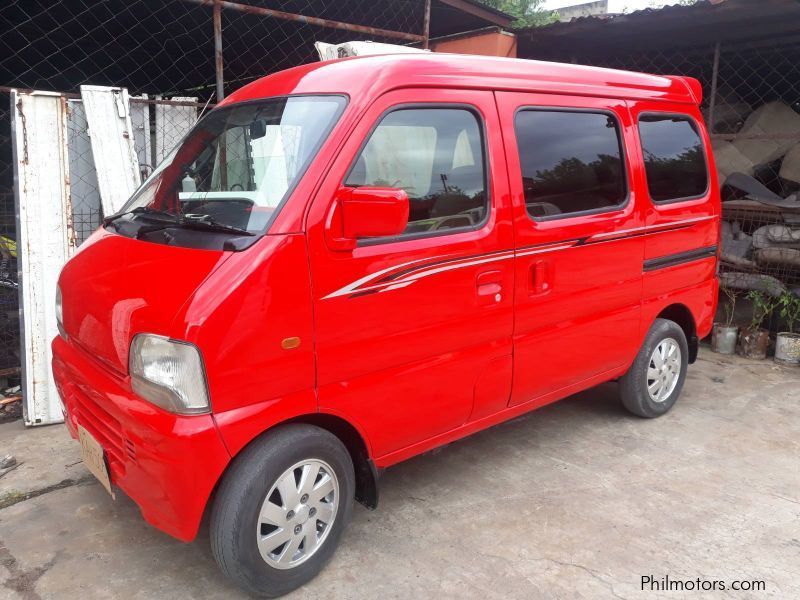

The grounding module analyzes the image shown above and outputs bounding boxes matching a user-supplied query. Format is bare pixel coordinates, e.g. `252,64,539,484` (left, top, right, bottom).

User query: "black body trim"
643,245,718,272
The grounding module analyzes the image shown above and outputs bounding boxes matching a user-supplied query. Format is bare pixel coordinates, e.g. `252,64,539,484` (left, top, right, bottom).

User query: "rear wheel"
210,424,355,597
620,318,688,418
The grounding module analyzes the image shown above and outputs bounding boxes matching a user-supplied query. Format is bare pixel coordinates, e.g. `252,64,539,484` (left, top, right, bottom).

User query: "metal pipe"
423,0,431,49
708,41,720,135
183,0,425,42
130,97,213,108
0,87,211,109
213,0,228,188
213,0,224,103
0,86,79,98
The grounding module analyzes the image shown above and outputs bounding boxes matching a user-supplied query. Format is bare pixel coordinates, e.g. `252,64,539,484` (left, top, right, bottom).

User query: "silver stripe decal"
322,256,435,299
323,215,716,299
515,242,577,257
324,251,515,298
590,215,715,241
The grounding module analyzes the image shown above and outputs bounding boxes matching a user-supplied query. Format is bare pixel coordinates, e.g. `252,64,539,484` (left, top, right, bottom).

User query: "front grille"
66,380,127,471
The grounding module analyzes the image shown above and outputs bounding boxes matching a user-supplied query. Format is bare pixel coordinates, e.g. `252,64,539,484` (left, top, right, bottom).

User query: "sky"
542,0,682,13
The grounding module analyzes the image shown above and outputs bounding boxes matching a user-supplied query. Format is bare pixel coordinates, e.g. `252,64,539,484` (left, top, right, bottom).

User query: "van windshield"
106,95,346,250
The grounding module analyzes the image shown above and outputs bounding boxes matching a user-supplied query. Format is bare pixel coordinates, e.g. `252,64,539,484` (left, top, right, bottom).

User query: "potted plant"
711,284,739,354
775,292,800,365
739,290,777,359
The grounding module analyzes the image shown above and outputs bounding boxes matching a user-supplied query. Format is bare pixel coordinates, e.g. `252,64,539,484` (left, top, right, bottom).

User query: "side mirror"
326,187,409,250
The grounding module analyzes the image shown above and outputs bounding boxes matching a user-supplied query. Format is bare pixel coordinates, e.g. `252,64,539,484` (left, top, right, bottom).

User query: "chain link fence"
0,0,426,95
66,96,211,246
563,34,800,333
0,94,19,372
0,0,431,375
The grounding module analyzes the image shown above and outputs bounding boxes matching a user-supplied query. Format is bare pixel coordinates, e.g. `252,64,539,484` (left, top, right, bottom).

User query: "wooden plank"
11,90,74,426
80,85,141,216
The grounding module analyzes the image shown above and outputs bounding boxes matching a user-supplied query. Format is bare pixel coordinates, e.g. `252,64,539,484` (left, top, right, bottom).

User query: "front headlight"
55,285,65,338
129,334,210,415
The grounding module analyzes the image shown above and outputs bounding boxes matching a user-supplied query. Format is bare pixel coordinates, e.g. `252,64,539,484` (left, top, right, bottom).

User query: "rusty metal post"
423,0,432,50
213,0,228,188
184,0,425,42
708,41,720,135
213,0,224,102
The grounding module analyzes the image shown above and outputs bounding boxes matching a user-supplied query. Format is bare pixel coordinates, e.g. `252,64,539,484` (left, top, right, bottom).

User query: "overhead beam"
183,0,425,42
437,0,513,27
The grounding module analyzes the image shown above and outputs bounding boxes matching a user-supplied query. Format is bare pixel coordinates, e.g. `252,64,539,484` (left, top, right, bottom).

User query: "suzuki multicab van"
53,54,719,596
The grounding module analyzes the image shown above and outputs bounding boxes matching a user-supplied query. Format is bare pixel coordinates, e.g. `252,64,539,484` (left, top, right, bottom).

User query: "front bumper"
52,335,231,542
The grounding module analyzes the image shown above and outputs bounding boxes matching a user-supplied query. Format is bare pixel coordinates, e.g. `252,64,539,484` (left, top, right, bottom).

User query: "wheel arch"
655,303,698,363
284,412,380,509
208,410,380,526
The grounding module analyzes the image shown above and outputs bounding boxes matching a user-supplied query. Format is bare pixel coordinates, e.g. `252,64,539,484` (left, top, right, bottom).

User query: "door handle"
476,270,503,304
531,260,551,295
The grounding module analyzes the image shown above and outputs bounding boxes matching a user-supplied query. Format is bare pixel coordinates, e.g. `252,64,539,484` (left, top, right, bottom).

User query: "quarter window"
345,108,487,236
638,114,708,202
514,110,627,220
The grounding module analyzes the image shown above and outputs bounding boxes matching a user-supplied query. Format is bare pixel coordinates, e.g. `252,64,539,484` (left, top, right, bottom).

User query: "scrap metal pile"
713,102,800,302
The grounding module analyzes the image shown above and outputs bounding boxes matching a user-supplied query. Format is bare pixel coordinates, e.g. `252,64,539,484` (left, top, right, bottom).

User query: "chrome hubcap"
647,338,681,403
257,459,339,569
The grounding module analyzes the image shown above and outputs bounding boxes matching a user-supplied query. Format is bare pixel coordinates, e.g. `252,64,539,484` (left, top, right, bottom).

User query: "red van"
53,54,719,597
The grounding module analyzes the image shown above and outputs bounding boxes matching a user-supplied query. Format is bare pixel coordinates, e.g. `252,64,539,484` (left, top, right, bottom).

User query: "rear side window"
345,107,487,236
638,114,708,202
514,110,627,220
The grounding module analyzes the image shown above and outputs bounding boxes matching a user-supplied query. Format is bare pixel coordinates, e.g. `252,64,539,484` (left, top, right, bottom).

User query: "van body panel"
496,92,645,406
51,55,720,546
52,334,230,542
213,388,319,457
172,233,316,415
628,99,720,340
221,54,700,115
374,360,629,469
58,228,230,375
306,88,515,458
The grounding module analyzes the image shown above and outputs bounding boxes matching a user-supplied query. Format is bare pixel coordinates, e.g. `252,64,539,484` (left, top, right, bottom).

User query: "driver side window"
345,107,488,236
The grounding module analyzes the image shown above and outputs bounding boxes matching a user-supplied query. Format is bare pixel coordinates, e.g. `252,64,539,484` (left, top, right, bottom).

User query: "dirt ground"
1,348,798,599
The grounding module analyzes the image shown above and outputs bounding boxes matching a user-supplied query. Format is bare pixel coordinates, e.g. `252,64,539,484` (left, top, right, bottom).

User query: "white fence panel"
130,95,153,180
11,90,75,426
80,85,141,216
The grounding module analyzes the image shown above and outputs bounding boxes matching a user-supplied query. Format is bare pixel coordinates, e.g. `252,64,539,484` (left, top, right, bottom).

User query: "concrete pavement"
1,348,799,599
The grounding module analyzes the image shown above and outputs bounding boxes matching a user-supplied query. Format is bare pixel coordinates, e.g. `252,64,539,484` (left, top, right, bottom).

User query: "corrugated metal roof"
517,0,800,54
456,0,515,23
521,0,729,32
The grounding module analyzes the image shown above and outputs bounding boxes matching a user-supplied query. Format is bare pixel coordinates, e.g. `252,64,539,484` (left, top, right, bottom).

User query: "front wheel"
619,318,688,418
210,424,355,597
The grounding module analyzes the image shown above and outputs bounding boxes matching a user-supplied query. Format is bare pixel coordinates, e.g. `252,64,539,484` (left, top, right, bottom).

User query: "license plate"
78,425,115,499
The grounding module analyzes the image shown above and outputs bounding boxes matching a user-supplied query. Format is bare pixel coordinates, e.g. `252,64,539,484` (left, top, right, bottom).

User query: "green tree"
479,0,559,28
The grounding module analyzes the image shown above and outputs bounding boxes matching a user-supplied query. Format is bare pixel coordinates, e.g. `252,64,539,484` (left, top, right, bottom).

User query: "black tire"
210,424,355,598
620,318,688,418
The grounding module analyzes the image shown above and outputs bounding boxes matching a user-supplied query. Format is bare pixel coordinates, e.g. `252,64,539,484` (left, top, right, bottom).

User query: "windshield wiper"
103,206,179,226
178,214,254,236
105,206,253,238
134,213,254,239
